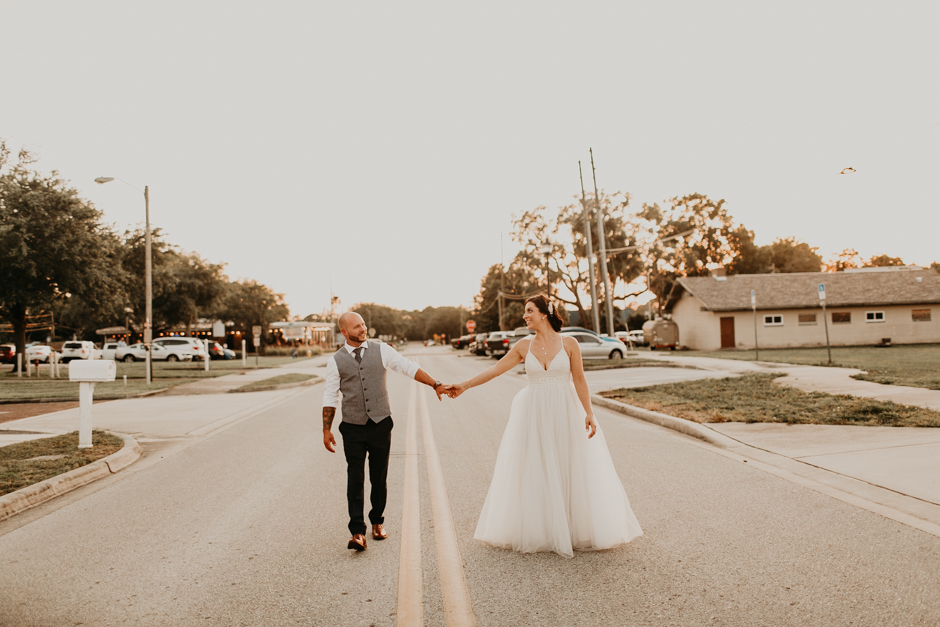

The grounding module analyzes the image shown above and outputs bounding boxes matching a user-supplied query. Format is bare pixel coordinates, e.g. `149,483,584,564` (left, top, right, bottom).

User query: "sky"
2,2,938,318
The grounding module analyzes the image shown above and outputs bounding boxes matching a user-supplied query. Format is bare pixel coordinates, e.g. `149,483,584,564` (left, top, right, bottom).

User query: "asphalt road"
1,347,938,626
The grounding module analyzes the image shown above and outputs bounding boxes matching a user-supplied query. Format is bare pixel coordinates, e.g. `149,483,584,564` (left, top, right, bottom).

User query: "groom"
322,312,447,551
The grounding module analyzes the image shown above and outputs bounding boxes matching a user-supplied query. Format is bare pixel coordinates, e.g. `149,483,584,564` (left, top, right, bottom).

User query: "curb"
591,394,727,447
228,377,322,394
0,432,143,523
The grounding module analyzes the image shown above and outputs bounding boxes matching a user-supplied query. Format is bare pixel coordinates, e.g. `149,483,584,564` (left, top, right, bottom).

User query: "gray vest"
335,343,391,425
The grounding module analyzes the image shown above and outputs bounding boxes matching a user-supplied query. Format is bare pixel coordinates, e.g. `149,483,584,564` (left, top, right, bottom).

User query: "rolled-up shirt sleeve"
321,356,341,409
379,342,419,379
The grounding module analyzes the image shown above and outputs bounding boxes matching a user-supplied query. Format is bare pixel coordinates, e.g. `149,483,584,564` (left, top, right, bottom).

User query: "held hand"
444,383,466,399
585,415,597,439
324,429,337,453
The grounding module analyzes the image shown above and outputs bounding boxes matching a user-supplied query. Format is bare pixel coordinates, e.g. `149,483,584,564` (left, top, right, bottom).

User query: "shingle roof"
667,267,940,312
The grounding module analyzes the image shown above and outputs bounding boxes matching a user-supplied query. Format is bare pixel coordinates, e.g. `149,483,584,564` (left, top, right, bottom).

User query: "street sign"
253,338,261,347
252,325,262,336
750,290,756,309
369,328,377,337
818,284,826,300
466,319,476,332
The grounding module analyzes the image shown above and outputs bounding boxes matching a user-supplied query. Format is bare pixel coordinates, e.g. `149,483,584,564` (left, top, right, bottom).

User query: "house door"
720,317,735,348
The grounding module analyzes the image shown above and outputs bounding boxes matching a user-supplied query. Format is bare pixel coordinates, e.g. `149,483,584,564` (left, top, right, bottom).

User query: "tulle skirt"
474,381,643,558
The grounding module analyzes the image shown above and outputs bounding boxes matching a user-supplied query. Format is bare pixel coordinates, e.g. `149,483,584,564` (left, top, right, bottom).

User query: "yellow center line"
419,389,477,627
397,382,423,626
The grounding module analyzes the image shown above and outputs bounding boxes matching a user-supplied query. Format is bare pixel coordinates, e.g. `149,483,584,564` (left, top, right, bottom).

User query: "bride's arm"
566,337,598,438
448,339,528,397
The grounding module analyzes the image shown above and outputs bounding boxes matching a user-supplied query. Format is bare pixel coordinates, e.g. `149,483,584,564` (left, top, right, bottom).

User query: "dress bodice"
524,347,571,386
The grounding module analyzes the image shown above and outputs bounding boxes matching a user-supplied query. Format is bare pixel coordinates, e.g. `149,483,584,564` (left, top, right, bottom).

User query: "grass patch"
233,373,317,392
679,344,940,391
600,373,940,428
0,430,124,496
582,357,671,371
0,355,320,401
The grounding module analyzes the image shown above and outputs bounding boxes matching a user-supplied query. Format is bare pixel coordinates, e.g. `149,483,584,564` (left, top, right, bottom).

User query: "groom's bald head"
339,312,367,344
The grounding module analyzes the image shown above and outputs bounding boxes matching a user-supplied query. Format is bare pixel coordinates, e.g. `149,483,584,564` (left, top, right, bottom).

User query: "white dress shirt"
321,340,420,409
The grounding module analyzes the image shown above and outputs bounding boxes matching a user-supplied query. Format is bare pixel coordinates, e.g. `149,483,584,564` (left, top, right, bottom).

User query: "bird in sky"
839,167,856,174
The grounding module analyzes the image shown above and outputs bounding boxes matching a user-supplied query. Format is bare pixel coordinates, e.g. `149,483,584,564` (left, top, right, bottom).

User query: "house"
664,266,940,350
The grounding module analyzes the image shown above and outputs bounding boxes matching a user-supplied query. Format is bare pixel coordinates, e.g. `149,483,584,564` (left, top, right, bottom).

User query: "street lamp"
95,177,153,384
539,243,553,297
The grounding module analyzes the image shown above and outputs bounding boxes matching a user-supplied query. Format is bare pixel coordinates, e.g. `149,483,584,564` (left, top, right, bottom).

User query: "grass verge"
582,357,671,371
233,373,317,392
600,373,940,428
678,344,940,391
0,430,124,496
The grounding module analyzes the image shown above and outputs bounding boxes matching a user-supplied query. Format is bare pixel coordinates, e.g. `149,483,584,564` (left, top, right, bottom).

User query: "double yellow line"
397,381,476,626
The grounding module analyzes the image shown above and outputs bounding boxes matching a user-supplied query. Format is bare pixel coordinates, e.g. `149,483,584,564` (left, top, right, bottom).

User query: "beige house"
664,267,940,350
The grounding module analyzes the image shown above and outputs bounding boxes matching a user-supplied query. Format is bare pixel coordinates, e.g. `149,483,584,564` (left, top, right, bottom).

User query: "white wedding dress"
474,346,643,558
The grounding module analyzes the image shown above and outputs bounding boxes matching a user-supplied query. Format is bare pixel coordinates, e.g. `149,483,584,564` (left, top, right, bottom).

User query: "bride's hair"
525,294,563,332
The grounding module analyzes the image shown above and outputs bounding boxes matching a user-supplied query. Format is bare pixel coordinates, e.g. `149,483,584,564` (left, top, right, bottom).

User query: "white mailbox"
69,359,116,382
69,360,116,448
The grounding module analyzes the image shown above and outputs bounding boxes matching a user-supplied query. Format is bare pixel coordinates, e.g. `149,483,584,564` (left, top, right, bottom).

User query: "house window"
763,315,783,326
831,312,851,324
798,314,817,325
912,309,932,322
865,311,885,323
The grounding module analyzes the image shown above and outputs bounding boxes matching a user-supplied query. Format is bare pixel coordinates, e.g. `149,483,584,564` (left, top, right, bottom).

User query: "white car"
153,337,207,360
561,332,625,360
25,344,54,364
60,341,100,363
100,342,126,361
116,343,194,362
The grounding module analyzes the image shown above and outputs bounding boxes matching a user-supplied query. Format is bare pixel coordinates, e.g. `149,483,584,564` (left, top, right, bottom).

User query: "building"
664,267,940,350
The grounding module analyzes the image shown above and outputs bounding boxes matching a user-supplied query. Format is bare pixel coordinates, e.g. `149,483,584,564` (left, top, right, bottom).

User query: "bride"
446,295,642,558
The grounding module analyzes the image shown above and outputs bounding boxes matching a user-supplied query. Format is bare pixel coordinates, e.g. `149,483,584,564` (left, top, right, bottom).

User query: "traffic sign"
369,328,377,337
818,284,826,300
252,325,262,337
466,319,476,332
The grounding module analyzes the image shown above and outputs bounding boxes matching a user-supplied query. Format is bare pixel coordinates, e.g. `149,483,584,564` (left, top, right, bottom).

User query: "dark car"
209,341,234,360
469,333,490,356
450,334,474,350
485,331,513,357
0,344,15,364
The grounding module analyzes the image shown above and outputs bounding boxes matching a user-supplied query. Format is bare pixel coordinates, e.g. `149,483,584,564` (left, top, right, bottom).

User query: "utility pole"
144,185,153,385
579,161,601,334
590,148,616,337
498,233,505,330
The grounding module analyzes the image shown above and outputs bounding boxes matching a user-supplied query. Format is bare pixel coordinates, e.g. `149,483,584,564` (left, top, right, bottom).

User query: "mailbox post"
69,360,117,449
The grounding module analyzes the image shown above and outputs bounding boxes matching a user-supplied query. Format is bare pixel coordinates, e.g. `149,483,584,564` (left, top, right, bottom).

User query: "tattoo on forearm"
323,407,335,430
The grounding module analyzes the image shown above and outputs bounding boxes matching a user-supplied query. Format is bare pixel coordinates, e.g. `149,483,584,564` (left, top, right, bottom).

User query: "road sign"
466,319,476,332
369,328,376,337
252,325,262,337
750,290,756,309
818,284,826,300
253,338,261,347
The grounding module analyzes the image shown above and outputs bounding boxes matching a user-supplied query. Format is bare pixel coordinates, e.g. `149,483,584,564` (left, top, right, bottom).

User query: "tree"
352,303,406,339
825,248,862,272
931,262,940,274
214,280,289,352
0,143,123,366
765,237,822,273
865,254,905,267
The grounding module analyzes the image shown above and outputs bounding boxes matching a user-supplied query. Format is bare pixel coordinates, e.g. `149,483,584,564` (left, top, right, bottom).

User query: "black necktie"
353,347,362,364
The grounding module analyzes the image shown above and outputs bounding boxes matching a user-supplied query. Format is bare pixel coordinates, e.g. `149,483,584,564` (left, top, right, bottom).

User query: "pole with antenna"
590,148,616,337
579,161,601,334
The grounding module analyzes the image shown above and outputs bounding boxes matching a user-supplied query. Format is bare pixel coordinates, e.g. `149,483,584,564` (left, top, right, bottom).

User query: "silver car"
561,332,625,360
116,343,194,362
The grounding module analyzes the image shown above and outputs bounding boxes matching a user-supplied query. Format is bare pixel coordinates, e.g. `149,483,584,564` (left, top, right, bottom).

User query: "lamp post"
95,177,153,384
539,243,553,297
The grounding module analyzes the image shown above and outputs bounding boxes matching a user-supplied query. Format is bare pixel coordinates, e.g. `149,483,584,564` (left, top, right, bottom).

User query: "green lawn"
0,355,315,401
0,431,124,496
676,344,940,390
601,373,940,428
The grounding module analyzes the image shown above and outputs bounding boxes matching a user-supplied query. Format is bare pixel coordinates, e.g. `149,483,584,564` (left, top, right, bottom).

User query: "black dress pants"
339,417,393,535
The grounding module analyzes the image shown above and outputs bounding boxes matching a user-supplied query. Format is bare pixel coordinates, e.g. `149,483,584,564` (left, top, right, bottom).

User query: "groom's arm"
381,343,446,400
322,357,340,452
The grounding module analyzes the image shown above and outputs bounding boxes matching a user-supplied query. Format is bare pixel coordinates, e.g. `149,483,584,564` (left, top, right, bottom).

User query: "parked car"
560,326,600,337
450,334,474,350
469,333,490,356
60,341,99,363
561,332,625,360
209,341,234,360
100,342,128,361
116,343,194,362
153,337,207,360
25,344,54,364
614,330,646,346
485,331,514,357
643,319,679,350
0,344,16,364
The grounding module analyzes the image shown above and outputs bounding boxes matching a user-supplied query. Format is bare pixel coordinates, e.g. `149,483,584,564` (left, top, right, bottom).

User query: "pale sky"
2,2,938,317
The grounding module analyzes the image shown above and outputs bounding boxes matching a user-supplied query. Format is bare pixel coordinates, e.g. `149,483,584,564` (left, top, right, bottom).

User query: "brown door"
720,317,735,348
